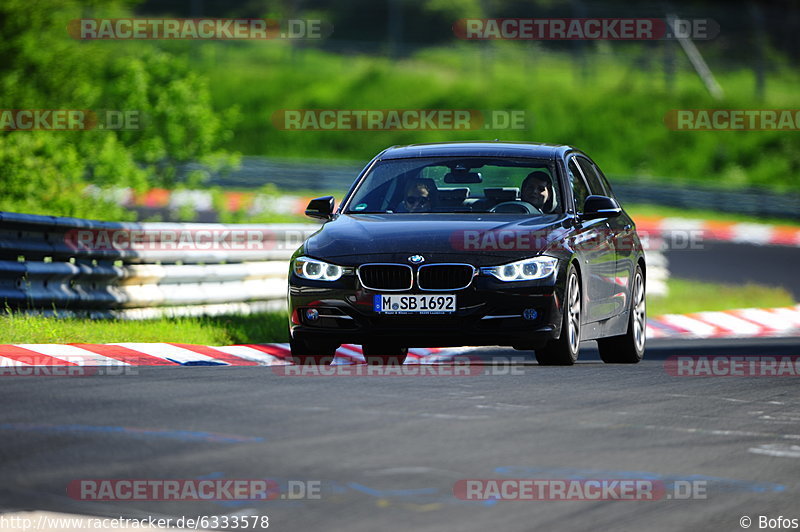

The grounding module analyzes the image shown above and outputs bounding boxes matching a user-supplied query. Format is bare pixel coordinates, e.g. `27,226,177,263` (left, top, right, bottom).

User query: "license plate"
374,294,456,314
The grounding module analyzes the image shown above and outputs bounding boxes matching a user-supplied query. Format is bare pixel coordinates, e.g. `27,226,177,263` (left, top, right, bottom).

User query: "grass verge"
647,278,795,316
188,41,800,192
0,313,289,345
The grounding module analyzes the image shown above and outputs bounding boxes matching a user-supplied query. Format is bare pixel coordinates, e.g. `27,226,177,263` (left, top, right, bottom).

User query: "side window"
568,158,590,212
594,163,617,200
576,157,607,196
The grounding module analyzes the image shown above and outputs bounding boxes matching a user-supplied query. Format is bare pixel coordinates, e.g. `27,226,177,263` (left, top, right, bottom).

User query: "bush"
0,0,239,219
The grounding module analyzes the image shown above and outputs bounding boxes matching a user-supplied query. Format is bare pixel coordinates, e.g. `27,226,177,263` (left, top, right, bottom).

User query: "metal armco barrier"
0,211,319,319
1,210,670,319
643,246,669,297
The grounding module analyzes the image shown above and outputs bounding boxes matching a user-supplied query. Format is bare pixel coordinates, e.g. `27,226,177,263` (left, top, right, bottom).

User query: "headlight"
481,256,558,281
293,256,344,281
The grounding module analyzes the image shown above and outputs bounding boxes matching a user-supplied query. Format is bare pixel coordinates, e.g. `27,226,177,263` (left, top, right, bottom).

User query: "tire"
597,265,646,364
536,265,581,366
290,336,338,365
361,343,408,365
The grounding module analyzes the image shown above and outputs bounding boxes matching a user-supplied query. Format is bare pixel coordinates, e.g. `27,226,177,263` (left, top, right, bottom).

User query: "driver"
397,179,435,213
521,171,553,212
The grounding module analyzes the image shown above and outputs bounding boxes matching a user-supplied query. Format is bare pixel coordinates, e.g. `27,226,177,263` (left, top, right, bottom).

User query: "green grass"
648,279,795,316
0,313,289,345
179,40,800,192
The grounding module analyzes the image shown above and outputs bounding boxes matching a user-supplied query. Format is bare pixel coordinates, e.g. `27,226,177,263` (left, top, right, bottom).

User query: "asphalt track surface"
1,338,799,532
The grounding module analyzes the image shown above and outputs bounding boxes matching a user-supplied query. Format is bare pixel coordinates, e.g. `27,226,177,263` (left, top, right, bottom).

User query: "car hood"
303,213,571,266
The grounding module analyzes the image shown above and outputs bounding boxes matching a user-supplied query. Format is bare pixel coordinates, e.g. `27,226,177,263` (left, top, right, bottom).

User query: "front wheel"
597,265,646,364
536,265,581,366
361,344,408,365
290,336,338,365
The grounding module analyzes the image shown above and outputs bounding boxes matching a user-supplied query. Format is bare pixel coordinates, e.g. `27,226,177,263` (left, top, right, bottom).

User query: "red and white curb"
0,305,798,367
646,304,800,339
635,216,800,247
0,343,467,367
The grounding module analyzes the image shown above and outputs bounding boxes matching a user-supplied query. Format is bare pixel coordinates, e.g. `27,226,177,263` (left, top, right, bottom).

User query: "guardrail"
0,211,319,319
643,238,669,297
1,210,670,319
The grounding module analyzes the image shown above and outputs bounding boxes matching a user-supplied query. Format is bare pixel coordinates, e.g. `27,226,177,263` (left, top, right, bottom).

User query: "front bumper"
288,273,564,348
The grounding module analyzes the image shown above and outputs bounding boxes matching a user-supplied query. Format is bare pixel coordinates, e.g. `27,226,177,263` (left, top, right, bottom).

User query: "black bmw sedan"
288,142,646,366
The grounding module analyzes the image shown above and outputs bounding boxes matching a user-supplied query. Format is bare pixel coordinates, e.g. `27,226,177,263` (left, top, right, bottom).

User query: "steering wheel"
490,201,540,214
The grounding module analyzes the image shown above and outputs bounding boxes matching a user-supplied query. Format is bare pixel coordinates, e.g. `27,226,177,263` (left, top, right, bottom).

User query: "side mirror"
581,195,621,220
305,196,335,220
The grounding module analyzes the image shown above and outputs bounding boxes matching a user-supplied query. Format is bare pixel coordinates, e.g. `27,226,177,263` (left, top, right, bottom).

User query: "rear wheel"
597,265,646,364
290,336,338,365
361,344,408,365
536,266,581,366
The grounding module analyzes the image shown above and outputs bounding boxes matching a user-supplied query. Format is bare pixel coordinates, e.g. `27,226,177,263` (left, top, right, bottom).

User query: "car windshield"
344,157,562,215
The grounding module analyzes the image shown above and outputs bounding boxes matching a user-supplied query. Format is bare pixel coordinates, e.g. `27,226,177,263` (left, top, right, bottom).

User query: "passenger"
521,171,553,213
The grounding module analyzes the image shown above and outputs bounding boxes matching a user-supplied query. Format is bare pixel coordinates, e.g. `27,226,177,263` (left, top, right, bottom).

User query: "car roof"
379,141,573,160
